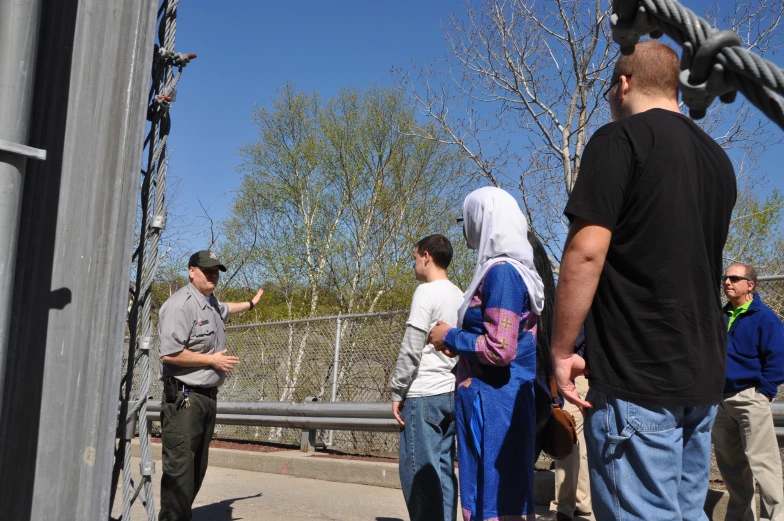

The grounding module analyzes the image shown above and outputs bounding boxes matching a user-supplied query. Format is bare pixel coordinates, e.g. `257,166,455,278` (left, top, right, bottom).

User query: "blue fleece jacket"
724,293,784,398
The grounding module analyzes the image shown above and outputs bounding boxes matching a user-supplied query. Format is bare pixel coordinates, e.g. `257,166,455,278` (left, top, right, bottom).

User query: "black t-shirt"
565,109,736,406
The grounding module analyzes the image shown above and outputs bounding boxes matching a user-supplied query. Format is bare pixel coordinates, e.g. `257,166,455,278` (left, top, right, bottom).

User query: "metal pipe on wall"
0,0,45,423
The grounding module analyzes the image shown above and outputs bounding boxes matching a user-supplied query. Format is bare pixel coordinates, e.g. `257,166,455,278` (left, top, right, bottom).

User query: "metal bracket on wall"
0,139,47,161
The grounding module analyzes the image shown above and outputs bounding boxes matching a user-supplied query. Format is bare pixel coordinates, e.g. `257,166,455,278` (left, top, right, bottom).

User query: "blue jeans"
399,392,458,521
584,388,718,521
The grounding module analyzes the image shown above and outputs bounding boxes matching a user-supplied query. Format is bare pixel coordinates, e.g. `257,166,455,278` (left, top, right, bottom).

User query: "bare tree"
397,0,784,266
701,0,784,272
397,0,616,262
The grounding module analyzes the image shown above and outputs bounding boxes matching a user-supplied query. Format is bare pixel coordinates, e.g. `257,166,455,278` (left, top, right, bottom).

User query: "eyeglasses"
721,275,749,284
456,217,464,224
603,74,631,101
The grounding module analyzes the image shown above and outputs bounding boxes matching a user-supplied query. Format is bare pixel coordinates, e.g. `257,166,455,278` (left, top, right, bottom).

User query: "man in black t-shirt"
550,42,736,521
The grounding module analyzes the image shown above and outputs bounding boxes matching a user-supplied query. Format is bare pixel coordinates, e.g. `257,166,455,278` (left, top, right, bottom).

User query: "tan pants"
713,387,784,521
550,375,592,516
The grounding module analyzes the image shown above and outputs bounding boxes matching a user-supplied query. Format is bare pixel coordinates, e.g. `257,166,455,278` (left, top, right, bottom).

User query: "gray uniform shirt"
159,282,229,387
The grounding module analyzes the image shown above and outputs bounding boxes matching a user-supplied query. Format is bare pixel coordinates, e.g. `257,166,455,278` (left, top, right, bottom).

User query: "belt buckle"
209,387,218,398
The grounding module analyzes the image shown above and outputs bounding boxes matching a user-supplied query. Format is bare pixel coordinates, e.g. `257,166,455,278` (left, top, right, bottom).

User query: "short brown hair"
415,234,453,270
612,41,679,101
730,262,758,285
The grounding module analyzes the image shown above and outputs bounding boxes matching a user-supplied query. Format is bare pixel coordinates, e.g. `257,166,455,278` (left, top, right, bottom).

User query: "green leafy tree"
725,188,784,274
221,83,468,406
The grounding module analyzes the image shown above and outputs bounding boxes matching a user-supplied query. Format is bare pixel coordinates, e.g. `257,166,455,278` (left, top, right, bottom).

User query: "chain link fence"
757,276,784,323
133,310,408,455
128,276,784,459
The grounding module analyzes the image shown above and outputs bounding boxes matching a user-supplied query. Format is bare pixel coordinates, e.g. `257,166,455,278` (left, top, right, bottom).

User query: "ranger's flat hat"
188,250,227,272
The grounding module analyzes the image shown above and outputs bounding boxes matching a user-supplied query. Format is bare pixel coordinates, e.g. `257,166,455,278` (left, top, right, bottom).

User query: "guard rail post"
300,396,320,452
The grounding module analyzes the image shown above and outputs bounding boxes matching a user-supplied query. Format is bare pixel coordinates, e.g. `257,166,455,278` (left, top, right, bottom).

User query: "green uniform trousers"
159,382,217,521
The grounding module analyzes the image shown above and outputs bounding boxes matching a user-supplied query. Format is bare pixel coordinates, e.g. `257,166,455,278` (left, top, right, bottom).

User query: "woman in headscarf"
429,186,545,521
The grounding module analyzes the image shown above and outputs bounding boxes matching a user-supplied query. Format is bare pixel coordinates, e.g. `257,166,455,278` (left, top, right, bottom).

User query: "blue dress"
443,262,537,521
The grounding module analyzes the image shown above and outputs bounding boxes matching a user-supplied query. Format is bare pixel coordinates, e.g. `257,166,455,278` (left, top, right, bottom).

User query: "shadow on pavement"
192,493,263,521
704,489,725,521
376,518,405,521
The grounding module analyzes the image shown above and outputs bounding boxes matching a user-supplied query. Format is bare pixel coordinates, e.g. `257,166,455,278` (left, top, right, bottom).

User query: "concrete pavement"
125,440,739,520
114,459,410,520
130,440,567,506
114,458,408,521
115,456,567,520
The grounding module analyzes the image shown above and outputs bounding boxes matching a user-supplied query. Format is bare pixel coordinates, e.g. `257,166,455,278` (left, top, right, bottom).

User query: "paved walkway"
115,444,735,520
114,457,564,521
115,458,408,520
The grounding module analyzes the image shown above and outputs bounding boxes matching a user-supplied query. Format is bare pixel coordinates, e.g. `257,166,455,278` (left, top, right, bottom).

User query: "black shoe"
537,512,572,521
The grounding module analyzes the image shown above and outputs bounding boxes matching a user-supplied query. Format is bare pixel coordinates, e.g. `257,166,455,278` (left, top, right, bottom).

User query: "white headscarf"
457,186,545,327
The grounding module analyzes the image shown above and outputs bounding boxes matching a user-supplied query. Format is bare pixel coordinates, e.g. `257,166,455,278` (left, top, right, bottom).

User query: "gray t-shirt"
158,283,229,387
389,279,463,401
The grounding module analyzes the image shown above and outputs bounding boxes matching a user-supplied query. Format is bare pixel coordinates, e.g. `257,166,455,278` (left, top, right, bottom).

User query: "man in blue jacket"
713,262,784,521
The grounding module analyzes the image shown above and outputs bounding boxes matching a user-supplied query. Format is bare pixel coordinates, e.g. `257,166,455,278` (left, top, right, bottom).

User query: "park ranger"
158,250,263,521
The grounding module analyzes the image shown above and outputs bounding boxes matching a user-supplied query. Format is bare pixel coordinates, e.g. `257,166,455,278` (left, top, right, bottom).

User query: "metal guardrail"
140,398,784,451
770,402,784,439
144,398,398,452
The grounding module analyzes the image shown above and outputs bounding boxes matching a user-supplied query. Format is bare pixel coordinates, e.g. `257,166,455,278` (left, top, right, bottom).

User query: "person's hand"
428,320,452,352
211,349,240,372
252,288,264,307
553,353,592,413
392,401,405,427
441,348,458,358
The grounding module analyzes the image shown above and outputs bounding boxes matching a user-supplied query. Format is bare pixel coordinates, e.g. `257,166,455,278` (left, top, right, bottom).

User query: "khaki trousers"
550,375,592,516
713,387,784,521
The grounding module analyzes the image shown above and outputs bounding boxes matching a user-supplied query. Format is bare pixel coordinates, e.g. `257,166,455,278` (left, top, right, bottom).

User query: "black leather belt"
167,377,218,399
187,385,218,399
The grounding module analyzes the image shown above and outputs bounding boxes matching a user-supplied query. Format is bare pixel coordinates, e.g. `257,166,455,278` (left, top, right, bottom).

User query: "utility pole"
0,1,157,519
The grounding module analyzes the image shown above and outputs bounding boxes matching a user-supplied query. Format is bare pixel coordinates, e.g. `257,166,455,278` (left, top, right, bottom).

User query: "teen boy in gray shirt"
390,234,463,521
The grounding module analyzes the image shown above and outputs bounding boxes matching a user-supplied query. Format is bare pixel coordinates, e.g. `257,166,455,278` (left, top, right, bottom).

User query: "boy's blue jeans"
584,388,718,521
399,392,458,521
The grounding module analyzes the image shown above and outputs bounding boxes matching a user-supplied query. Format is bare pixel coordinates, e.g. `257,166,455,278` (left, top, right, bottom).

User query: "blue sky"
164,0,456,255
165,0,784,257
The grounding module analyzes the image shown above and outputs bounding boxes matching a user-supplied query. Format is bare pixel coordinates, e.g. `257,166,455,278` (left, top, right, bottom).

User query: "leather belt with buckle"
188,385,218,399
169,377,218,399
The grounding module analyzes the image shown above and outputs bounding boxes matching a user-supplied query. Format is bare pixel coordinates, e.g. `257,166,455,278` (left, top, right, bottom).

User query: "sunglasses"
721,275,749,284
603,74,631,101
456,217,464,224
